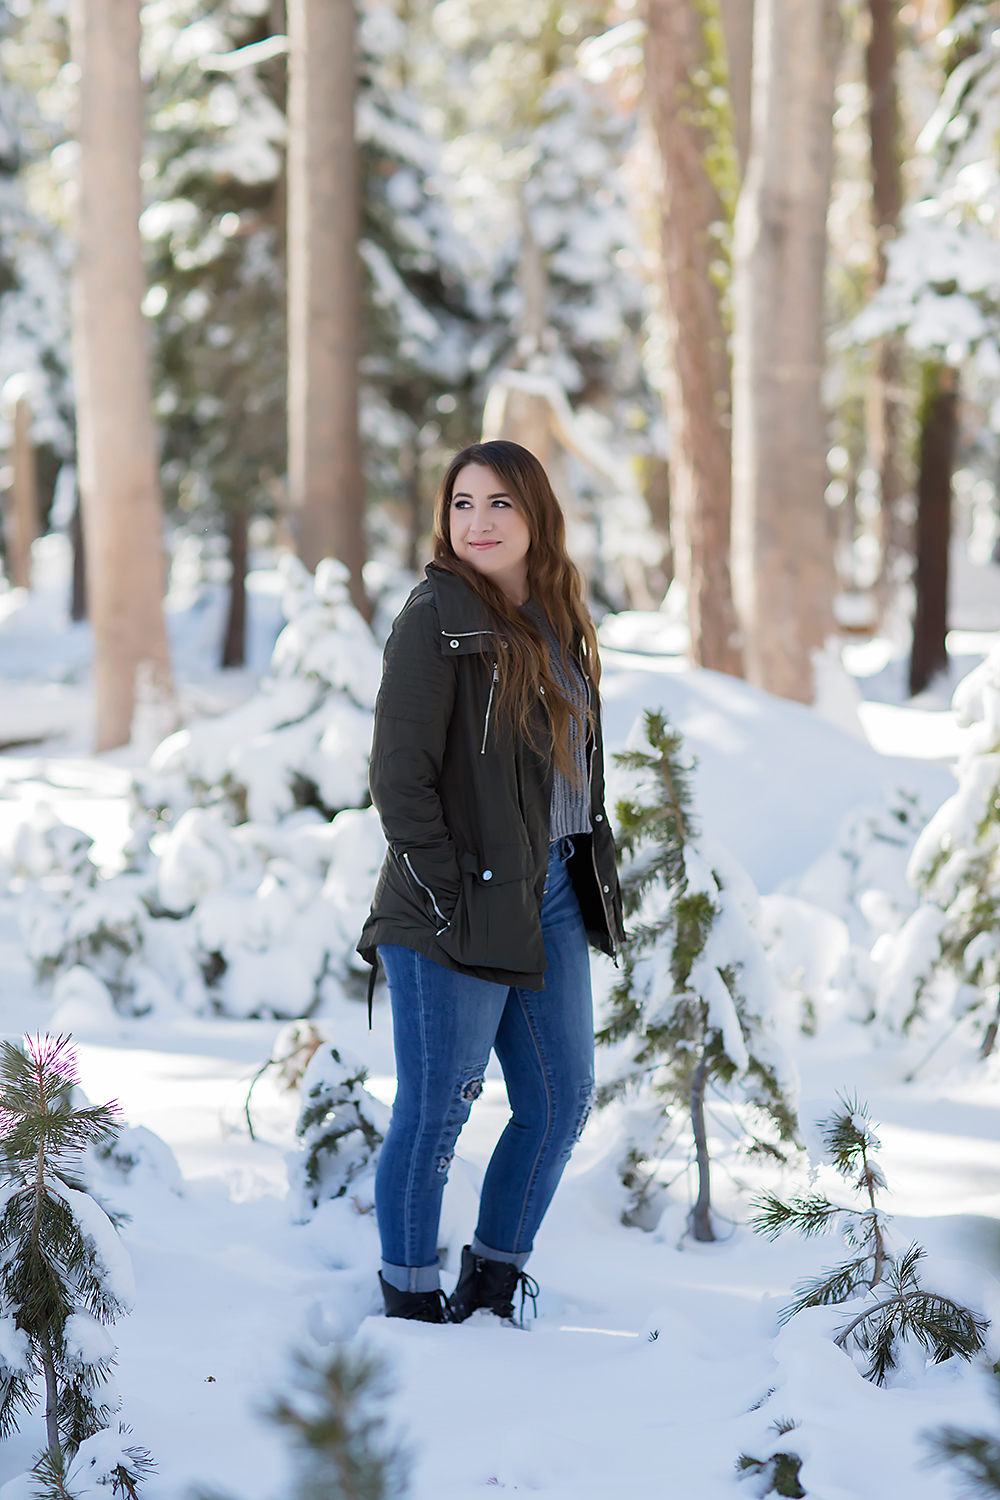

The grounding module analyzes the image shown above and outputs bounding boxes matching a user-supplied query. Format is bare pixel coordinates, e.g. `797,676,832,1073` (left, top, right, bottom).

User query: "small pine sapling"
598,711,799,1240
198,1345,408,1500
929,1368,1000,1495
0,1035,151,1493
750,1096,988,1384
292,1043,389,1212
736,1419,805,1498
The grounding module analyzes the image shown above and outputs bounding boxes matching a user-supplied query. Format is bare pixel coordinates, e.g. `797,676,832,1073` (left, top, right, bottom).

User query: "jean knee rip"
573,1082,597,1143
435,1152,453,1175
459,1076,484,1104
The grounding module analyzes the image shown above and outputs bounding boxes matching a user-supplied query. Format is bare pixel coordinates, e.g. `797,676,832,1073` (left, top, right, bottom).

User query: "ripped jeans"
376,838,595,1293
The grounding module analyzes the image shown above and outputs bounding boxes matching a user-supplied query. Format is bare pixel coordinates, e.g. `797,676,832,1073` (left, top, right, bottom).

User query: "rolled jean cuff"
381,1259,440,1293
471,1234,531,1270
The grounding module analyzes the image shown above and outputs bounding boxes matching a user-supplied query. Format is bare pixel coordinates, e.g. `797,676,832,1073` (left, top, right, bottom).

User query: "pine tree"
597,709,799,1241
930,1370,1000,1496
736,1425,805,1499
874,641,1000,1057
269,1348,408,1500
750,1097,988,1385
292,1041,388,1213
0,1035,151,1492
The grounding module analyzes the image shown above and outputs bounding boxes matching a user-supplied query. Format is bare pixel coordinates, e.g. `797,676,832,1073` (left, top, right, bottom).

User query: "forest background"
1,0,996,748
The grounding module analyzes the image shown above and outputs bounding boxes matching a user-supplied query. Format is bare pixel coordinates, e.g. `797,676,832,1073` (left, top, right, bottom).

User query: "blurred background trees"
0,0,998,745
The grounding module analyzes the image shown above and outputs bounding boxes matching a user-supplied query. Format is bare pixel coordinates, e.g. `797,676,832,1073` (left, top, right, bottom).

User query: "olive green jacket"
357,564,624,991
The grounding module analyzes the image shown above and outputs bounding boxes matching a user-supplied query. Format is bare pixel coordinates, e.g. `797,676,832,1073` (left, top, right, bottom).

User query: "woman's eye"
453,499,470,509
491,499,511,508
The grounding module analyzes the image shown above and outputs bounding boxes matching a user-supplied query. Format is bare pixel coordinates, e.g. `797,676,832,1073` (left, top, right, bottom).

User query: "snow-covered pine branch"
873,640,1000,1055
596,709,800,1242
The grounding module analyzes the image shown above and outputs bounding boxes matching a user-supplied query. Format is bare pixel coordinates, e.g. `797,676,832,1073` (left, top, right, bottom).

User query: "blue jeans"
376,838,595,1293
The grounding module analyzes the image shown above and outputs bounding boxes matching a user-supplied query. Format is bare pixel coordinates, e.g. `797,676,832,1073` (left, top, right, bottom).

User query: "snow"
3,556,1000,1497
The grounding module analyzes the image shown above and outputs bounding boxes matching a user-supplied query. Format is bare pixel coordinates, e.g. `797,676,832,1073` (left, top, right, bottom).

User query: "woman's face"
449,463,532,603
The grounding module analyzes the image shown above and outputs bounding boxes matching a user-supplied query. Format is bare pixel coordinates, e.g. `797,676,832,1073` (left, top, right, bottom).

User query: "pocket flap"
459,845,535,885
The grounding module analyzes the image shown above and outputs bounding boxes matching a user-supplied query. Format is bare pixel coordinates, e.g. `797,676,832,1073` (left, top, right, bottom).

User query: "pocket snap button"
603,884,610,893
482,869,493,880
595,813,603,822
450,639,460,648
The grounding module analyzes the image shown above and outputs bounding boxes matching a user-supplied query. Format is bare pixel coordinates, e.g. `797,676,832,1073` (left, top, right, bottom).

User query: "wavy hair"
432,440,600,783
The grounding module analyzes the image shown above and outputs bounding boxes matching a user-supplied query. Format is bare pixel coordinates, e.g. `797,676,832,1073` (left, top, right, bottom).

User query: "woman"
358,439,623,1325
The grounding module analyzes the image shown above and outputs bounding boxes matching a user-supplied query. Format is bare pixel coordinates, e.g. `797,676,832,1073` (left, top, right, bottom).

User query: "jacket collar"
426,563,497,652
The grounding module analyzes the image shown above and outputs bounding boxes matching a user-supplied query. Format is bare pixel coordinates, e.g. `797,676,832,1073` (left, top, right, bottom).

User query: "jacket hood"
425,562,498,653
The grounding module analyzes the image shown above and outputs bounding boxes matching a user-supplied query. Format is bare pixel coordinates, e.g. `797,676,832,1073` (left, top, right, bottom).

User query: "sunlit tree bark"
287,0,368,616
70,0,174,751
645,0,743,676
731,0,840,702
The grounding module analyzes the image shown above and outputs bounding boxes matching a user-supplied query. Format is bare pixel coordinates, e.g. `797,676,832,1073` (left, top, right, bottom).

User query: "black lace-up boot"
379,1272,453,1323
447,1245,539,1327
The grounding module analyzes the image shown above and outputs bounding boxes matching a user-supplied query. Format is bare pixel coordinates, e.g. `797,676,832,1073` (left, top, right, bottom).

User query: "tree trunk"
867,0,907,608
498,196,555,465
287,0,369,617
645,0,743,678
70,0,174,752
7,395,39,589
222,509,248,668
688,1052,714,1242
71,498,87,622
909,363,955,697
731,0,841,703
719,0,754,179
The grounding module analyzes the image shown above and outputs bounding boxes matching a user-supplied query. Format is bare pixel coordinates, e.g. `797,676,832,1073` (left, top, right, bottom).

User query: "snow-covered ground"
2,540,1000,1499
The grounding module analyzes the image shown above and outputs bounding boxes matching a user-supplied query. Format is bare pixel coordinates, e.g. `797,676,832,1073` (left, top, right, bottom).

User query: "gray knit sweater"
521,600,591,841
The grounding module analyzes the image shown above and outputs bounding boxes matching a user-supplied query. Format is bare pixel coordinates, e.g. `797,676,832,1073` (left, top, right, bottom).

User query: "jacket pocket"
437,844,544,971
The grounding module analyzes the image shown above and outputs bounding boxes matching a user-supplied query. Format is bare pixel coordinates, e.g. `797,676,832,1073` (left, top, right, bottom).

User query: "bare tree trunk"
7,395,39,589
222,509,247,668
731,0,840,703
867,0,907,608
645,0,743,677
70,0,174,752
688,1052,714,1242
71,498,87,622
909,363,955,696
719,0,754,178
287,0,369,617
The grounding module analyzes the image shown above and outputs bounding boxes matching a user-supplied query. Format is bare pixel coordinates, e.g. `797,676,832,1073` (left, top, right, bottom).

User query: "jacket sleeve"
368,595,461,920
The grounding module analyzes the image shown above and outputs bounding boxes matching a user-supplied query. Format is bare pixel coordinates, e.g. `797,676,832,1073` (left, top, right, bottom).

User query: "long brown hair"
433,440,600,781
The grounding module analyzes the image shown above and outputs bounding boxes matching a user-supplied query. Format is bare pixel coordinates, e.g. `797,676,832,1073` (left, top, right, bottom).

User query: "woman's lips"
469,541,499,549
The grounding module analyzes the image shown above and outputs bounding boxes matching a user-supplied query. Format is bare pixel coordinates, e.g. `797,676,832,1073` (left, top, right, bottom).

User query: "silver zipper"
481,662,498,754
440,629,492,639
402,852,450,933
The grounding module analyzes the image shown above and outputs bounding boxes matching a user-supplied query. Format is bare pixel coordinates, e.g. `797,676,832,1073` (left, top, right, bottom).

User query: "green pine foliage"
294,1044,388,1212
736,1434,805,1499
929,1370,1000,1496
750,1097,988,1385
597,710,799,1241
0,1035,151,1488
269,1348,408,1500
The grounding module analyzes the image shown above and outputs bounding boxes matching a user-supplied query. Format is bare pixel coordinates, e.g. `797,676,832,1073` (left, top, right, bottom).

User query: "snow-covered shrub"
8,559,388,1020
751,1098,989,1386
873,643,1000,1053
144,555,380,825
0,1036,151,1493
290,1040,389,1215
597,711,800,1241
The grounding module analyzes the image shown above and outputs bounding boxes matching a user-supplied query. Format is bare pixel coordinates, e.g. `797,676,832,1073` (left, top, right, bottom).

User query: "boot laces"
512,1269,539,1327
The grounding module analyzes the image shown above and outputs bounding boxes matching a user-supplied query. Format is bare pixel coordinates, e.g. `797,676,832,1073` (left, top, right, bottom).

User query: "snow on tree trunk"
910,362,956,697
645,0,743,679
730,0,840,704
287,0,369,620
69,0,175,753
